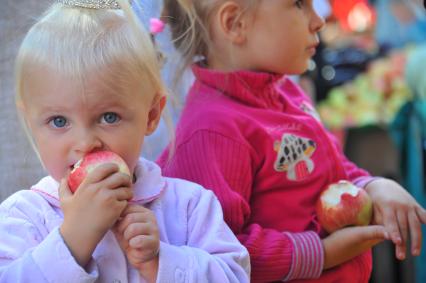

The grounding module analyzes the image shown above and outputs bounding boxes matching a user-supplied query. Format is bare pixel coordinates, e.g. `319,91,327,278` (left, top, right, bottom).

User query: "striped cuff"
353,176,383,189
282,231,324,281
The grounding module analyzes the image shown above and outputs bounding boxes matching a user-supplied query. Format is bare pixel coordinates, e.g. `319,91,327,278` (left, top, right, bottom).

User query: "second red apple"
316,180,373,233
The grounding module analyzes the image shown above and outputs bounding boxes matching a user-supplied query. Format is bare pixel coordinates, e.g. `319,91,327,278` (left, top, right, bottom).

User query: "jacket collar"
31,158,166,208
191,63,289,110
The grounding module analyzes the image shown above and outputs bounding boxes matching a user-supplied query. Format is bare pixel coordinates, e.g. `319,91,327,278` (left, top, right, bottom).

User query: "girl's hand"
365,178,426,260
59,163,133,267
113,204,160,283
322,225,388,269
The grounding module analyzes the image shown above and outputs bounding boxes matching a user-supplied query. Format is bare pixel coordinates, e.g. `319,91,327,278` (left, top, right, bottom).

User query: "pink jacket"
0,158,250,282
158,65,374,282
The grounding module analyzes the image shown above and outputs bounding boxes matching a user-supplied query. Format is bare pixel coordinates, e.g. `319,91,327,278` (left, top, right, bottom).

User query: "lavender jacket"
0,158,250,283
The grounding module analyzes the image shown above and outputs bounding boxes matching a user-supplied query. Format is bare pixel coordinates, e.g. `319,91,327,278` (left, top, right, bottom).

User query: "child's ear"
145,94,167,136
216,1,248,45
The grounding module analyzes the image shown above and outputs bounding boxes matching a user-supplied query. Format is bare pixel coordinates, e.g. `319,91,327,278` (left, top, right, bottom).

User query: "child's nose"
73,129,103,155
311,10,326,33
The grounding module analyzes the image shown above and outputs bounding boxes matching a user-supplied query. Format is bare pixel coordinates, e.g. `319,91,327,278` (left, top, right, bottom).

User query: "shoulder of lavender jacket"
0,158,250,282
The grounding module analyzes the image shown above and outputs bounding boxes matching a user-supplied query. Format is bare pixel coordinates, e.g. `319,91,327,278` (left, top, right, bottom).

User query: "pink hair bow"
150,18,165,35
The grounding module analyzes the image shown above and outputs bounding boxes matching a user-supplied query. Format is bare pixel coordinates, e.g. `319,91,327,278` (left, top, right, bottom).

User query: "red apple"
68,151,130,193
316,180,373,233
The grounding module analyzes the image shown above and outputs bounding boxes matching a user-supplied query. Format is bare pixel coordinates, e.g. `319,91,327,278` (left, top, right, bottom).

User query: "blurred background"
0,0,425,282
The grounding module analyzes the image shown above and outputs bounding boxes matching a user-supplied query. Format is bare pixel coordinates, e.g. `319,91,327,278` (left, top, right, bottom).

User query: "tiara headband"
55,0,166,36
56,0,121,9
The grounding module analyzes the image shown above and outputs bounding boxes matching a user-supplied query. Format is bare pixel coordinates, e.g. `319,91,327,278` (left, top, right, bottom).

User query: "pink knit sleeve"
159,130,324,282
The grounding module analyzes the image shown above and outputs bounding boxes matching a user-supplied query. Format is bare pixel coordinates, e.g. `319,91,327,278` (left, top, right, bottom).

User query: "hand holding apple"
317,180,373,233
322,224,387,270
60,151,133,268
68,150,131,193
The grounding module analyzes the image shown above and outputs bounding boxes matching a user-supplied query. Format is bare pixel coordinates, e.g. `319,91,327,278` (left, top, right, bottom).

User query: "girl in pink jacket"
158,0,426,282
0,1,250,282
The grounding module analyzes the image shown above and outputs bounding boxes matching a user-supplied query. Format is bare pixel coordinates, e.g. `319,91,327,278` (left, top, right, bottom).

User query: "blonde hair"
15,0,174,157
162,0,256,79
16,0,165,101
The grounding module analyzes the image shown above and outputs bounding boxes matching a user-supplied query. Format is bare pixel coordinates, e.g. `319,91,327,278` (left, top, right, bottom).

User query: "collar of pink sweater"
191,63,295,110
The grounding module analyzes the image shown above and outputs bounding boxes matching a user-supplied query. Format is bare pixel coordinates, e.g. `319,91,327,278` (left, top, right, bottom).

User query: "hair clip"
56,0,121,9
150,18,165,35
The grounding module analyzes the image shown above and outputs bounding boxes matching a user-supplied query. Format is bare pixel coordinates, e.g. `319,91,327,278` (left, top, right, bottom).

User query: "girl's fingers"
128,235,148,248
121,204,151,215
396,210,408,246
383,209,402,245
97,172,132,192
112,200,130,220
408,210,422,256
80,163,119,185
127,241,159,263
128,235,159,261
395,210,408,260
123,222,152,241
115,210,152,234
111,186,134,201
417,206,426,225
358,225,388,245
395,243,406,260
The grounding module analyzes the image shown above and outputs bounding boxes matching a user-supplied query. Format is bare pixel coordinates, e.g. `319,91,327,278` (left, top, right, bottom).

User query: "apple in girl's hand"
316,180,373,233
68,151,130,193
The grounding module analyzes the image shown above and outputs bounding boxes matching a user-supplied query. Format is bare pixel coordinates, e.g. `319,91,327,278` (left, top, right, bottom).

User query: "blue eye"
101,112,120,124
50,116,67,128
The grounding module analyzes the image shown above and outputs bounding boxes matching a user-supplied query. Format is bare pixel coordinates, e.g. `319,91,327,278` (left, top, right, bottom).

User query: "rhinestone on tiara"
56,0,121,9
